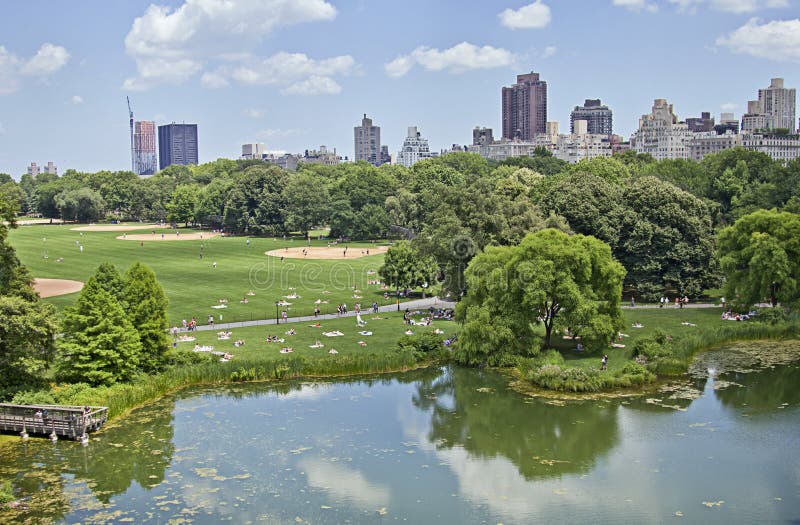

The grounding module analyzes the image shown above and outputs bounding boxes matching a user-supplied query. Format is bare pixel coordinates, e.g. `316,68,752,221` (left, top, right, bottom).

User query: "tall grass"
43,351,429,419
648,319,800,376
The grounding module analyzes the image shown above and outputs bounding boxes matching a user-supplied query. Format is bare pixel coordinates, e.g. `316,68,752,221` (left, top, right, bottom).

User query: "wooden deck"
0,403,108,440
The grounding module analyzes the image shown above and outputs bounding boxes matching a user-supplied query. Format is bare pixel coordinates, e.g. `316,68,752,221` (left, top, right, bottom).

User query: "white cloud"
201,71,229,89
0,43,70,95
385,55,414,78
385,42,515,78
259,128,301,138
612,0,659,12
499,1,551,29
242,108,266,119
71,95,83,104
20,43,70,76
123,0,338,90
669,0,788,12
281,75,341,95
542,45,557,58
716,18,800,62
224,52,355,95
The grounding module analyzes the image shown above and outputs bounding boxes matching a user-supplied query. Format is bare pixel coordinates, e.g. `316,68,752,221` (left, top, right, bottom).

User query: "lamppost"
275,301,280,324
771,281,778,307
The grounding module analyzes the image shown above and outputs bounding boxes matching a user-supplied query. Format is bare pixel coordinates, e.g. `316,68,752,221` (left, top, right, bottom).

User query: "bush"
754,308,787,325
10,390,56,405
0,481,14,504
396,332,445,357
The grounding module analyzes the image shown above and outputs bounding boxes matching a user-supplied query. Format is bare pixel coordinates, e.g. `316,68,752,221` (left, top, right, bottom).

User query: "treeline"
1,148,798,300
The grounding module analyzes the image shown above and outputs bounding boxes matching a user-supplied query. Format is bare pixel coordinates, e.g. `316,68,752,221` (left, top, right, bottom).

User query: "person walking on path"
208,315,214,328
630,296,635,308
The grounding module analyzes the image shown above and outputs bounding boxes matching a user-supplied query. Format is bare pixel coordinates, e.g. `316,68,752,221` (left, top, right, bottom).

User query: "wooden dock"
0,403,108,440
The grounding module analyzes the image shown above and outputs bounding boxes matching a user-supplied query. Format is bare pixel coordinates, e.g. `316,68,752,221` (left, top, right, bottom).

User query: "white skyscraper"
396,126,434,168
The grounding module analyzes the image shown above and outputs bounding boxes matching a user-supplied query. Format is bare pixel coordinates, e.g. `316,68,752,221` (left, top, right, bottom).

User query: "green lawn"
9,223,403,325
172,310,457,362
556,307,728,372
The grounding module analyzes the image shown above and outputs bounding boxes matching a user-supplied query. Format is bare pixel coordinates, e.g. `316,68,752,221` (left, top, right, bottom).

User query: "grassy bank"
516,307,799,392
12,312,456,420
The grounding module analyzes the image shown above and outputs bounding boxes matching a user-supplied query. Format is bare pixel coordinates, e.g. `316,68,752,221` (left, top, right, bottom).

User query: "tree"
0,296,58,392
56,279,142,386
282,172,329,235
55,187,106,222
167,184,198,226
123,263,170,372
0,195,60,395
379,241,438,295
718,210,800,309
93,262,125,300
455,229,625,365
0,182,26,214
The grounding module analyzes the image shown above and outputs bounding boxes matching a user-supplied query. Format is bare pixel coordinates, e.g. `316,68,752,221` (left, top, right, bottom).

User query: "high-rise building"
685,112,715,133
158,123,198,170
241,143,266,160
758,78,796,132
134,121,157,176
27,161,57,177
302,145,342,166
472,127,494,146
502,71,547,141
354,114,382,166
397,126,435,167
715,113,739,135
741,100,770,133
570,99,612,135
630,99,692,160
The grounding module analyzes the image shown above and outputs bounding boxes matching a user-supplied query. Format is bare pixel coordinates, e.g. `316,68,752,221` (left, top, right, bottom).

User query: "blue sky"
1,0,798,176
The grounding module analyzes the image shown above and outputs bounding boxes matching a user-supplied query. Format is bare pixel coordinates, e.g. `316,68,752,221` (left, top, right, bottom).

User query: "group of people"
659,296,690,308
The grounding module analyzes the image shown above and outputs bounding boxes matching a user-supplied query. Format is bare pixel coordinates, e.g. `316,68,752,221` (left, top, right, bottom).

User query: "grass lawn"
8,223,408,325
173,310,457,363
554,307,729,373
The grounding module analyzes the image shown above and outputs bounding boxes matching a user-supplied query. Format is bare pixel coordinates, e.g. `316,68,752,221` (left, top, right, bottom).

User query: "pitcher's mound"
118,232,221,241
266,246,388,260
72,224,169,232
33,278,84,298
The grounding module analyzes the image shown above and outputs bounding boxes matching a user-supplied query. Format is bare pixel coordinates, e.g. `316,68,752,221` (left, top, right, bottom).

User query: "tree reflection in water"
413,366,621,479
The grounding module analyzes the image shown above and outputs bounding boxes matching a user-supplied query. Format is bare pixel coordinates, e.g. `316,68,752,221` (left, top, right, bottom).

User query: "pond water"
1,341,799,524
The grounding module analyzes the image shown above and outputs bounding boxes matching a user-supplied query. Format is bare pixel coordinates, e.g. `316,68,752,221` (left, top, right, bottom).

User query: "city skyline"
1,0,799,176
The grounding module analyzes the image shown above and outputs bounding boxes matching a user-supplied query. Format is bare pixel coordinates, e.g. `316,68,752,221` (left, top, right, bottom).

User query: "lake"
1,341,799,524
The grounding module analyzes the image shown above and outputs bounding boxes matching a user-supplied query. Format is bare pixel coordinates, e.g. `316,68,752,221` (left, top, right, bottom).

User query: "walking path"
194,298,456,332
192,299,724,332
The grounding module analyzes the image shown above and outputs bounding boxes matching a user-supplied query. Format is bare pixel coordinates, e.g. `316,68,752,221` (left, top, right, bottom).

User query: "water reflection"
413,367,620,479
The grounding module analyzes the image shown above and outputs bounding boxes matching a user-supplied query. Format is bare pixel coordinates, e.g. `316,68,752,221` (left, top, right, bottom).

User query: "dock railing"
0,403,108,440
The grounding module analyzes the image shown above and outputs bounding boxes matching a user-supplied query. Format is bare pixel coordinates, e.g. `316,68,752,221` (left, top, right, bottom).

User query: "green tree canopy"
379,241,438,292
282,172,330,236
56,279,142,386
455,229,625,365
718,210,800,309
123,262,170,372
166,184,198,226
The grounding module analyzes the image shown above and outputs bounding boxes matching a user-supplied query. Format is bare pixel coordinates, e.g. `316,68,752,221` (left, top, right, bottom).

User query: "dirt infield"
32,278,84,298
72,224,169,232
265,245,389,260
117,232,221,241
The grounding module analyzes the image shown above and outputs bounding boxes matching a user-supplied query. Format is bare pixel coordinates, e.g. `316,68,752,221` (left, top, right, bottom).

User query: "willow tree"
455,229,625,365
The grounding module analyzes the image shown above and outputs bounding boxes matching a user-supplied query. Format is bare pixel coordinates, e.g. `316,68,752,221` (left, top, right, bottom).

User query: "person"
314,305,320,318
630,296,635,308
372,302,378,314
281,310,287,323
601,354,608,371
675,297,679,308
721,297,726,310
246,239,250,247
171,326,179,340
79,245,83,253
208,315,214,327
213,261,217,269
659,296,664,308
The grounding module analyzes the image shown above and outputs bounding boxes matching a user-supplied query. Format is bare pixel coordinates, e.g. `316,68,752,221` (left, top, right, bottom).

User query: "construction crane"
127,96,135,173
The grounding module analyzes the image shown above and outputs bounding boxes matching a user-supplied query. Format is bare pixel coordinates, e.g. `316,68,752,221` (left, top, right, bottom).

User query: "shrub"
0,481,14,504
10,390,56,405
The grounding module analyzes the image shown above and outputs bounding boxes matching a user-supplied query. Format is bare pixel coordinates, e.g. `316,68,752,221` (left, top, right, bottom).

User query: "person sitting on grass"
286,328,296,335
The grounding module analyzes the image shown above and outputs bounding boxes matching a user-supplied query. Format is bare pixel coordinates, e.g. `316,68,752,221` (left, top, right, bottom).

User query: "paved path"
193,298,456,332
191,300,728,332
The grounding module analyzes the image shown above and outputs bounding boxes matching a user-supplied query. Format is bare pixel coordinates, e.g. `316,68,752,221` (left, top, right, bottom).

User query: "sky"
0,0,799,177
